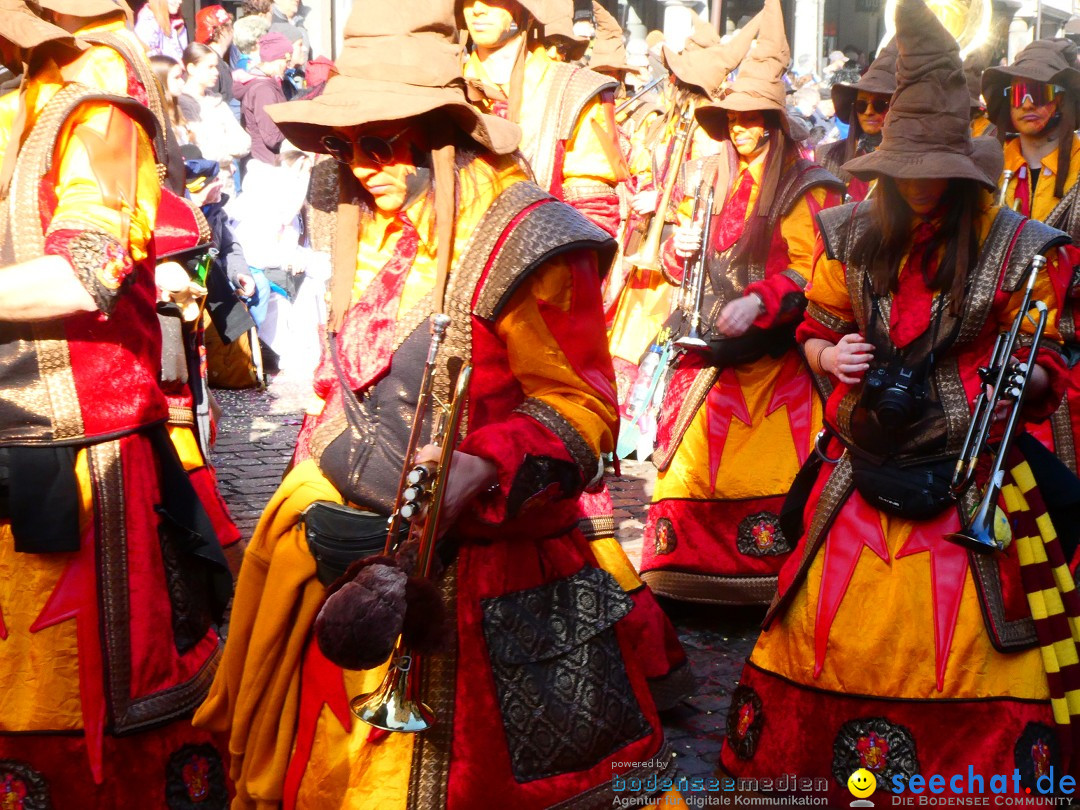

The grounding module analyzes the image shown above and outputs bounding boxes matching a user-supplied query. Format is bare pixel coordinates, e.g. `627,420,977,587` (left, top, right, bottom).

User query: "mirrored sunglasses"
320,129,407,166
853,97,889,115
1007,80,1066,108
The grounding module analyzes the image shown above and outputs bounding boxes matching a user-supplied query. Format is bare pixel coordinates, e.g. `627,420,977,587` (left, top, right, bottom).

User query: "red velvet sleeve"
458,251,618,523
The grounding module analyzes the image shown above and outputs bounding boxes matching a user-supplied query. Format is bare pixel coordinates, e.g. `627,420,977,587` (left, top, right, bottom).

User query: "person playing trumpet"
719,0,1076,798
983,41,1080,477
193,2,682,808
637,0,843,605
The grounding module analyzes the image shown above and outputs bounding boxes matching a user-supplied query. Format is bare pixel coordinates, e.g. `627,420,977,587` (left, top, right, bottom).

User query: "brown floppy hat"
588,1,630,74
832,39,898,125
842,0,996,189
963,45,993,109
981,39,1080,125
268,0,520,156
695,0,800,139
0,0,84,50
33,0,130,21
664,13,758,99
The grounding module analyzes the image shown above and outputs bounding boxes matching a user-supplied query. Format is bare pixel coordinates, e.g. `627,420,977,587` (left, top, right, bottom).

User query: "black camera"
863,362,928,428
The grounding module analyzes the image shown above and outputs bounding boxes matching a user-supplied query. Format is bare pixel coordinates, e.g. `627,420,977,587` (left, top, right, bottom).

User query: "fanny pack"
300,501,406,587
702,325,795,368
849,453,957,521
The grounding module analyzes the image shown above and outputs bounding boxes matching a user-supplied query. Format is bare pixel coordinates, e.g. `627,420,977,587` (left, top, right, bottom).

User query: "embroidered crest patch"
1014,722,1061,791
0,761,49,810
736,511,791,556
832,717,918,791
655,518,677,555
166,743,227,809
725,685,765,760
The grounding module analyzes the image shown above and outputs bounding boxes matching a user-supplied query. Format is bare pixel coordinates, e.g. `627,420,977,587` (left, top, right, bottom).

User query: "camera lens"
874,388,917,427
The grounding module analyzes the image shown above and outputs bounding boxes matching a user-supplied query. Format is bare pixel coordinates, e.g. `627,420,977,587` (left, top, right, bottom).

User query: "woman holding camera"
718,0,1077,798
637,0,843,605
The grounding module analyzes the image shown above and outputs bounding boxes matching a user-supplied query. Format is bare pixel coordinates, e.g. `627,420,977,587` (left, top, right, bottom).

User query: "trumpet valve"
402,484,426,503
400,501,422,520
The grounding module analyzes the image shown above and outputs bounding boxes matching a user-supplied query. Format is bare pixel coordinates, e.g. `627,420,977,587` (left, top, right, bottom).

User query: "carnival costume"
0,4,233,806
720,0,1078,800
815,40,897,204
984,40,1080,476
194,3,682,808
638,0,843,605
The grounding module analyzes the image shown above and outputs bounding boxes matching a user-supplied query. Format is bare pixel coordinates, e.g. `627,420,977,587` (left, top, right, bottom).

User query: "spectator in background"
269,0,310,62
150,54,193,144
233,13,270,70
234,32,290,165
241,0,274,22
135,0,187,60
302,54,334,95
278,28,307,99
180,42,251,186
195,4,236,103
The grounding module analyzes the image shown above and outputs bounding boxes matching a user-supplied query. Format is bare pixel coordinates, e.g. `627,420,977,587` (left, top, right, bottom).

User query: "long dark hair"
728,111,800,270
994,95,1077,199
850,176,982,313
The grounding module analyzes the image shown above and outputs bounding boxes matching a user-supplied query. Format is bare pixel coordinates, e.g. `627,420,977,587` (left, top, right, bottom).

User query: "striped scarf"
1004,449,1080,762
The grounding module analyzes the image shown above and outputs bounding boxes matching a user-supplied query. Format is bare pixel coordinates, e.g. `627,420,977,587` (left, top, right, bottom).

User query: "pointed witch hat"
694,0,801,138
0,0,84,51
963,44,993,109
268,0,519,156
981,39,1080,125
588,1,630,75
832,39,898,124
842,0,996,189
664,13,759,99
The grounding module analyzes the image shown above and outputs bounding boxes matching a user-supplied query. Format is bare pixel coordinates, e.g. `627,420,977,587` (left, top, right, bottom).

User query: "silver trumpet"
674,168,717,350
947,254,1049,552
998,169,1014,208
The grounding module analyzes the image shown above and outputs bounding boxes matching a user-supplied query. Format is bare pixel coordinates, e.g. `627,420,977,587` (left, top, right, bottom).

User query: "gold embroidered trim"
652,366,720,472
516,397,600,484
168,405,195,427
640,570,778,605
934,355,968,455
1051,394,1078,475
806,301,854,334
406,562,459,810
577,514,615,539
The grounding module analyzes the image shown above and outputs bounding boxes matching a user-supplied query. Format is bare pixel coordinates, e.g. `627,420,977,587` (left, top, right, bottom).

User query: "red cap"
195,5,231,44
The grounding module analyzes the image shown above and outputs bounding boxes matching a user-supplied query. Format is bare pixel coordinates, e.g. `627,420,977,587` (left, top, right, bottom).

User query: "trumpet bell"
945,504,1011,554
350,671,435,734
623,250,663,273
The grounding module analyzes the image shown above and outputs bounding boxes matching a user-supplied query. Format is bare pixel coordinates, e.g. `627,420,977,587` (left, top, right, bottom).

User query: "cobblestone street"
212,374,761,794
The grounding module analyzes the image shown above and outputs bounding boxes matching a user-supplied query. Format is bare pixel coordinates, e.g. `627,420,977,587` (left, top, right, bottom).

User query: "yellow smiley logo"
848,768,877,799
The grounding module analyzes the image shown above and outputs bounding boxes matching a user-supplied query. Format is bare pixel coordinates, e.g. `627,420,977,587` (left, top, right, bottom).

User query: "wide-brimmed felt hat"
695,0,798,138
268,0,519,156
832,39,897,125
963,45,992,109
0,0,85,50
33,0,129,21
664,13,758,99
842,0,996,189
588,1,630,74
982,39,1080,125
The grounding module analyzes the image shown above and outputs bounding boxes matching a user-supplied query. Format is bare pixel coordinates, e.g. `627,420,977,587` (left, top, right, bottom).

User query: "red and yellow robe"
0,48,231,808
194,156,682,809
638,145,840,604
720,199,1073,803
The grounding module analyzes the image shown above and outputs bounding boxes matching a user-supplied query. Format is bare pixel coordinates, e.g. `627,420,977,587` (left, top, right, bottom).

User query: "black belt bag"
849,454,957,521
300,501,406,587
703,325,796,368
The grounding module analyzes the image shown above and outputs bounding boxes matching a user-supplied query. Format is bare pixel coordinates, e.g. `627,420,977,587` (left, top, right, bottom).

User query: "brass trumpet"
349,314,472,733
624,100,696,273
947,254,1049,552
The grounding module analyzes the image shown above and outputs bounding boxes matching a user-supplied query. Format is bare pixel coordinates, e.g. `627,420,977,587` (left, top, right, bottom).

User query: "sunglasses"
1007,80,1066,108
853,97,889,115
320,129,408,166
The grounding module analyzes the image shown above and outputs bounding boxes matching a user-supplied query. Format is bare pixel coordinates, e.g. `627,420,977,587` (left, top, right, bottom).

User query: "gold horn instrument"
624,100,696,273
947,254,1049,553
349,313,472,732
880,0,992,57
674,165,717,350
